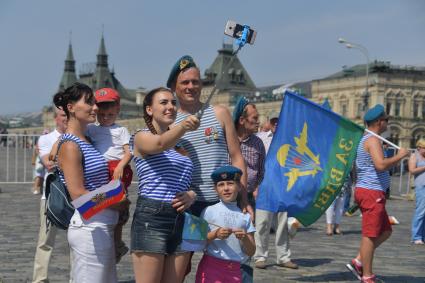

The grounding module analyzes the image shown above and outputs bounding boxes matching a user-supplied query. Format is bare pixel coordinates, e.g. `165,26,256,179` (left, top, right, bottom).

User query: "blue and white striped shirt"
355,133,391,191
131,130,193,202
176,105,230,202
58,133,109,191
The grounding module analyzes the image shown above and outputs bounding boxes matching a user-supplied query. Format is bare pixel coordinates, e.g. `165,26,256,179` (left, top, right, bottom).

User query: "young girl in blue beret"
196,165,256,283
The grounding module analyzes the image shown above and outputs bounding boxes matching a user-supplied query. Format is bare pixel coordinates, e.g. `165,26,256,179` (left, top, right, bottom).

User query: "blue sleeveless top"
355,133,391,191
58,133,109,191
175,105,230,202
130,129,193,203
413,151,425,188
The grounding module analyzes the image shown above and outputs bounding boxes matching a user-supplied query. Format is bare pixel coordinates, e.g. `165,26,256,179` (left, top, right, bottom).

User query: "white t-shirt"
256,130,273,154
201,201,255,263
38,129,62,199
86,123,130,161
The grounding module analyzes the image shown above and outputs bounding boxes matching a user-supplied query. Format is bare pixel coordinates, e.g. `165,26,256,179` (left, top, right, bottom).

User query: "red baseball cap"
95,88,120,103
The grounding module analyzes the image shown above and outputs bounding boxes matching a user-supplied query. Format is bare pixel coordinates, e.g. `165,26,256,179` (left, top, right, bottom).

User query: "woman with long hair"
131,87,200,283
53,82,120,282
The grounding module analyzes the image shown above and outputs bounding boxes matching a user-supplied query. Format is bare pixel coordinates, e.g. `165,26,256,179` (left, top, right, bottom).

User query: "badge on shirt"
204,126,219,144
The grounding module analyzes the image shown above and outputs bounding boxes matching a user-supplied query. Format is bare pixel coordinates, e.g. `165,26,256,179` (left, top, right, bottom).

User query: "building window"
386,102,391,115
341,104,347,117
413,102,419,118
357,103,362,117
422,103,425,119
395,101,401,117
411,131,425,148
390,133,399,146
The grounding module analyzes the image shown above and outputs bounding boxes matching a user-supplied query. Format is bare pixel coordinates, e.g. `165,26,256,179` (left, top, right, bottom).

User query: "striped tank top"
355,133,390,191
175,105,229,201
130,129,193,202
58,133,109,191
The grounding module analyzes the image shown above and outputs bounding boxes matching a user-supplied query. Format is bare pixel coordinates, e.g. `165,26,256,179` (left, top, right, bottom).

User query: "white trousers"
325,195,346,224
67,213,117,283
254,209,291,264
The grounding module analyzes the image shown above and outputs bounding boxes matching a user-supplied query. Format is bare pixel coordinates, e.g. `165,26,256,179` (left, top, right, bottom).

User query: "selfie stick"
196,25,253,119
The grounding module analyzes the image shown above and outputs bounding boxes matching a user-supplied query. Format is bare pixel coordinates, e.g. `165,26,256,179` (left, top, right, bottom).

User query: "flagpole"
365,129,400,150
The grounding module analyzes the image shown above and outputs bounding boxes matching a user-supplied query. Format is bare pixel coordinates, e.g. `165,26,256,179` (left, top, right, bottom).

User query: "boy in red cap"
87,87,133,263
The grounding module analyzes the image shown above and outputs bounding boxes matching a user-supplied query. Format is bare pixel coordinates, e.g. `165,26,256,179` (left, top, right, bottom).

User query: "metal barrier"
0,134,40,184
387,148,414,197
0,134,416,192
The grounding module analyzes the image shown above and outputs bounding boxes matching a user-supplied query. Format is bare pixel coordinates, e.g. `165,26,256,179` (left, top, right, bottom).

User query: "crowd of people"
29,55,423,283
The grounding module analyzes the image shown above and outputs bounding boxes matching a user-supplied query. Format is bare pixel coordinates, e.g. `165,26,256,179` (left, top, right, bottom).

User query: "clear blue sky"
0,0,424,115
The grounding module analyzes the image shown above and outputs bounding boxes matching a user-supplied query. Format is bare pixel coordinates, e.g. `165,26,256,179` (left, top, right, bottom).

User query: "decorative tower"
202,43,256,105
92,34,114,90
58,40,77,91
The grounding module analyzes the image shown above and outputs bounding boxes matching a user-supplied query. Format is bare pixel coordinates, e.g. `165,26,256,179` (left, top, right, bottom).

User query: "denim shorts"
131,196,185,255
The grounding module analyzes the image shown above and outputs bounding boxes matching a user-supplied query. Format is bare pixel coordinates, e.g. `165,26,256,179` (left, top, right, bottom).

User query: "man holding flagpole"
346,104,409,283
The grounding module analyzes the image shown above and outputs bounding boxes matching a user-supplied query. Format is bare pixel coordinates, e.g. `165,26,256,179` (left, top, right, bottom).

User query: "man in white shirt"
256,117,278,154
32,107,67,283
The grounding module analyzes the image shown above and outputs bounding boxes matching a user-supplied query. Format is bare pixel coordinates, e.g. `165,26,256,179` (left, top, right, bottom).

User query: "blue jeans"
411,186,425,241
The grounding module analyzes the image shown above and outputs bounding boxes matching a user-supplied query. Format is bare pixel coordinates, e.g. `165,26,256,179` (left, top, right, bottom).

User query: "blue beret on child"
364,104,385,122
232,96,250,124
166,55,197,88
211,165,243,184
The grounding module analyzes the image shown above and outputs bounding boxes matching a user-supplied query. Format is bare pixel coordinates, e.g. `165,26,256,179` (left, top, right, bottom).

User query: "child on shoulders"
196,165,256,283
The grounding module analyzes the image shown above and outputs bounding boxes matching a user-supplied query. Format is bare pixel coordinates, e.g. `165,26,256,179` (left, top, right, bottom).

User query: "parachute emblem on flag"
91,193,106,204
276,122,322,191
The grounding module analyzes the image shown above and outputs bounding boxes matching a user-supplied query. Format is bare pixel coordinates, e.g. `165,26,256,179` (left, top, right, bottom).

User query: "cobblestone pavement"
0,183,424,283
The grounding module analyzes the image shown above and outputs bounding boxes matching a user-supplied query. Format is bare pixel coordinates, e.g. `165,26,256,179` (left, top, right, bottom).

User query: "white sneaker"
288,217,300,239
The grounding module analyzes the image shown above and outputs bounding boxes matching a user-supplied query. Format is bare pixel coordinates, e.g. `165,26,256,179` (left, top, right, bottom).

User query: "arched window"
395,101,401,117
388,126,401,146
411,128,425,148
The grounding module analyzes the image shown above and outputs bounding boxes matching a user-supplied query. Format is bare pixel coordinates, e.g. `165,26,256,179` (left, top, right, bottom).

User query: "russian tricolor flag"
71,180,124,220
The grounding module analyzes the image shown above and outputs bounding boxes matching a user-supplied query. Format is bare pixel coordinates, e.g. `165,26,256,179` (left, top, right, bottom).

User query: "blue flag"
256,90,364,226
181,212,209,251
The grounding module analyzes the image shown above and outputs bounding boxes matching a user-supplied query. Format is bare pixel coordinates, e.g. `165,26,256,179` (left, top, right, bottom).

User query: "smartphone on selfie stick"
224,20,257,45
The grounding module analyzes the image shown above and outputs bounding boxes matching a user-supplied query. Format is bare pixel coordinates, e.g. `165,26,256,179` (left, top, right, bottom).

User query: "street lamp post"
338,37,370,113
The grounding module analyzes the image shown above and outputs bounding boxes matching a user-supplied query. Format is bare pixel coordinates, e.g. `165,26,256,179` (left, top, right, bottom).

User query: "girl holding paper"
53,82,120,283
130,87,200,283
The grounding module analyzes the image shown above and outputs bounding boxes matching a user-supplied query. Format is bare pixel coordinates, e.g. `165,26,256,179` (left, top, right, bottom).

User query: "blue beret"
166,55,197,88
322,98,332,110
364,104,385,122
232,96,250,124
211,165,243,184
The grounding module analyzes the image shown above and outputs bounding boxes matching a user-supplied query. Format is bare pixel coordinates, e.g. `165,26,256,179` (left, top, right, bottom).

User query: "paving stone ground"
0,181,424,283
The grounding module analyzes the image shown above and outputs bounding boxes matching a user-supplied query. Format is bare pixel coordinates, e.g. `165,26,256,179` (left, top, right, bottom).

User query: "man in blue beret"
232,97,265,207
169,55,250,216
346,104,409,282
169,55,253,282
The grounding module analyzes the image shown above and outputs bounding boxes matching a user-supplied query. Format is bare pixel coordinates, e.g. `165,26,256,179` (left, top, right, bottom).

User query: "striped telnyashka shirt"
175,105,230,202
130,129,193,203
355,133,391,192
58,133,109,191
